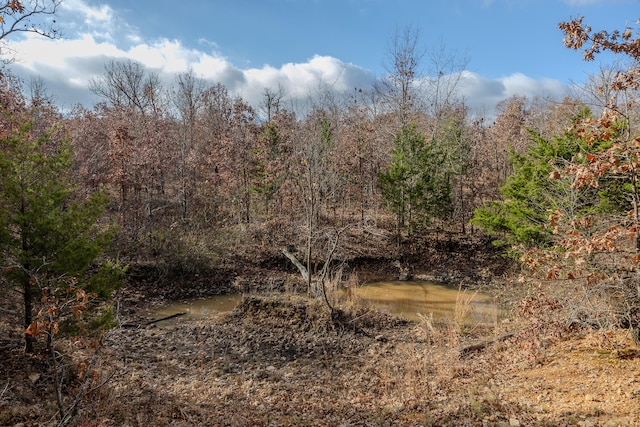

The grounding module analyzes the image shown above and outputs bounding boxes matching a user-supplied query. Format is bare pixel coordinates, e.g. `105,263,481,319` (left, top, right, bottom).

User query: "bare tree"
380,25,426,126
87,59,174,242
89,60,164,115
568,63,621,109
423,41,469,125
0,0,61,63
173,69,205,225
260,84,287,122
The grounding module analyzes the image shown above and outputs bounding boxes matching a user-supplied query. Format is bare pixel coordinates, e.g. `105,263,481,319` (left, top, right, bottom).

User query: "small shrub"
87,259,127,299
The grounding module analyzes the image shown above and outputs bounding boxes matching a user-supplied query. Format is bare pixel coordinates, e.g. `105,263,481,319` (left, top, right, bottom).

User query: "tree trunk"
282,248,310,286
23,276,34,353
21,190,34,353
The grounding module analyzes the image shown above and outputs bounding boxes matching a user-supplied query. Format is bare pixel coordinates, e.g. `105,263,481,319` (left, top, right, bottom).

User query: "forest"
2,1,640,425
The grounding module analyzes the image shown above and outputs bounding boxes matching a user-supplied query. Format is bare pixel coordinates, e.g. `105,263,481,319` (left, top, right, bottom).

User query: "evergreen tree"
471,109,619,248
379,123,452,240
0,121,119,352
433,111,473,232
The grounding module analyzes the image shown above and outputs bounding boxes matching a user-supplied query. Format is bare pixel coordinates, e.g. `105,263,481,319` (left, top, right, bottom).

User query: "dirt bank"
5,232,640,426
3,293,640,426
120,232,513,306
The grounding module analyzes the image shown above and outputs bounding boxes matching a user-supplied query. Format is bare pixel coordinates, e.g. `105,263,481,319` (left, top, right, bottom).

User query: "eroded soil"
2,235,639,426
3,293,640,426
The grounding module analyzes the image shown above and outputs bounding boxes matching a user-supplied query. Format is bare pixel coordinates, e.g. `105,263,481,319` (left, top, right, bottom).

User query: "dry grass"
4,288,640,426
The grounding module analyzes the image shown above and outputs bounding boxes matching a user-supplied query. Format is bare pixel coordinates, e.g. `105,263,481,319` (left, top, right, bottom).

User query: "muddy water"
146,294,243,324
147,281,496,326
343,281,497,324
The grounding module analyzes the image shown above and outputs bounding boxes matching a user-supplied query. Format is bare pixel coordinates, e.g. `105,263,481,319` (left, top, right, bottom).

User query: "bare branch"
0,0,62,63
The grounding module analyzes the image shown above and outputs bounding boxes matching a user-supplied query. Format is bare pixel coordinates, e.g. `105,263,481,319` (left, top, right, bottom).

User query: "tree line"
5,2,640,423
0,25,600,351
2,5,640,354
26,42,585,261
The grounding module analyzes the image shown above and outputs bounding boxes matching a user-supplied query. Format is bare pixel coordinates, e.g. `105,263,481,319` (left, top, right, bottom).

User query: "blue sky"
5,0,639,115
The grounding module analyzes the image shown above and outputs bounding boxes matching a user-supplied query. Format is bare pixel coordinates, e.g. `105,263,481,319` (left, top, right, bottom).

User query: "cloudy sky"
4,0,639,115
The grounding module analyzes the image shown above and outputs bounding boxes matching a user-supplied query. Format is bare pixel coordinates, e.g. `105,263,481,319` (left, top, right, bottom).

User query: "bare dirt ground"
495,329,640,426
2,234,640,426
2,293,640,426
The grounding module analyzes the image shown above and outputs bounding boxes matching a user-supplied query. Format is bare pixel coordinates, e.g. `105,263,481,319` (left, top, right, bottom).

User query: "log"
145,312,187,325
459,332,516,357
121,312,187,328
282,248,309,282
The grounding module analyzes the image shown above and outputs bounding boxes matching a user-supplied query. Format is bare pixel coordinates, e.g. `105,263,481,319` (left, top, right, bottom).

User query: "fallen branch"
0,379,9,400
459,331,516,357
121,312,187,328
145,312,187,325
281,248,309,283
0,307,18,317
0,342,20,352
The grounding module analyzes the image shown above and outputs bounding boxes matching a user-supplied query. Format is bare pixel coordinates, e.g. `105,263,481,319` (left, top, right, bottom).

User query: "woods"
3,16,637,336
4,1,640,424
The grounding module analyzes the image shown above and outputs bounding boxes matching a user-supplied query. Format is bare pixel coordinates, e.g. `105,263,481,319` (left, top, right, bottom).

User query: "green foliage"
87,260,127,299
319,115,333,150
0,123,110,273
0,120,120,350
251,120,290,215
437,113,473,177
379,124,452,233
471,114,621,247
87,304,118,333
472,131,574,246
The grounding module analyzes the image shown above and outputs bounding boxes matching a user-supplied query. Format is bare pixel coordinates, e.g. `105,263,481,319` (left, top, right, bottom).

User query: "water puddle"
344,281,497,323
145,294,243,325
146,281,497,326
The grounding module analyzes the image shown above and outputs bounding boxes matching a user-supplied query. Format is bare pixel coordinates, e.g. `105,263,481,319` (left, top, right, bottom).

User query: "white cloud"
501,73,566,98
127,43,169,70
458,71,568,118
58,0,117,41
4,3,567,118
58,0,141,45
61,0,114,25
238,55,373,108
7,28,377,112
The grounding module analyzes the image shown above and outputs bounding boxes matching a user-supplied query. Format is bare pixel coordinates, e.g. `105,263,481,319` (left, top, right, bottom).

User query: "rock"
509,418,520,427
398,271,410,281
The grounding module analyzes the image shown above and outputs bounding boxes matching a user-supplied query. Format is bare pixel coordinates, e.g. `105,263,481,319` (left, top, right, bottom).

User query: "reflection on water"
146,294,242,324
146,281,496,326
344,281,497,323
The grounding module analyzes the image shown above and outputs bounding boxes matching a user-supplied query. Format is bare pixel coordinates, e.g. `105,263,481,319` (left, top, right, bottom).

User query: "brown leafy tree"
87,60,177,252
172,69,206,227
517,17,640,333
254,108,296,219
335,98,384,223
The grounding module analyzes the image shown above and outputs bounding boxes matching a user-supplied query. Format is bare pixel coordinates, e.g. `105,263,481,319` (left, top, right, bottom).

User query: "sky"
4,0,640,117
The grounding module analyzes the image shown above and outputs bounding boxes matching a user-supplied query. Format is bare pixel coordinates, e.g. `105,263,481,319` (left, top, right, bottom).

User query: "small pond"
145,293,243,324
342,280,497,324
146,281,497,326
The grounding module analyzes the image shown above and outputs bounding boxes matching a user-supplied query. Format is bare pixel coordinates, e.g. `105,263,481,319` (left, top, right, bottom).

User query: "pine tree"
379,123,452,241
0,120,117,352
471,108,619,248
